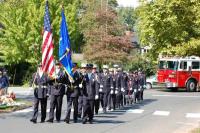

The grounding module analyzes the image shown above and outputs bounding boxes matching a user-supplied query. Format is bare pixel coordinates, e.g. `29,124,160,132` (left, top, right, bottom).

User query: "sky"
117,0,139,8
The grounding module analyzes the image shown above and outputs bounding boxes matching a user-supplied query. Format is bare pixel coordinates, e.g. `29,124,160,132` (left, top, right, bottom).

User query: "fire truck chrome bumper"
165,82,177,88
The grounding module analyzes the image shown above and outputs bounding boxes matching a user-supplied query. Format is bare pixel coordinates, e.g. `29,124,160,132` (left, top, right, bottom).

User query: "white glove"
99,88,103,92
134,89,137,93
138,88,141,91
110,90,114,94
115,90,118,94
130,88,133,90
64,85,68,91
121,88,125,92
95,95,99,100
70,79,74,83
79,84,83,88
100,85,103,88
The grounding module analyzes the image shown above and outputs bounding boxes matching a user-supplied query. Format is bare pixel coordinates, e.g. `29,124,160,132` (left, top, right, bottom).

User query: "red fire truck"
157,56,200,91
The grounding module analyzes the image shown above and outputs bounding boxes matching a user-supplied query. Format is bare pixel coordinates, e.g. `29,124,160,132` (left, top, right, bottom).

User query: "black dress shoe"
82,118,87,124
46,119,53,123
78,114,81,118
89,120,93,124
40,120,45,123
82,120,86,124
30,119,37,124
74,120,77,123
64,119,69,124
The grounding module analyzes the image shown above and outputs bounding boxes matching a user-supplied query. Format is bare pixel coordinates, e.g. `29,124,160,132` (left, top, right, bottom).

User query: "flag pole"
62,2,64,9
54,60,57,84
55,1,64,84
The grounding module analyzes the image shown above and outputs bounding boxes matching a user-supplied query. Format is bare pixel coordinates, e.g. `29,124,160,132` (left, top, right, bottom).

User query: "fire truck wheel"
186,80,197,92
146,83,152,89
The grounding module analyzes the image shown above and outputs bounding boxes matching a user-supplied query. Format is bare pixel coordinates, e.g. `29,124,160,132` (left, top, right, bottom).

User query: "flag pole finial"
60,1,64,10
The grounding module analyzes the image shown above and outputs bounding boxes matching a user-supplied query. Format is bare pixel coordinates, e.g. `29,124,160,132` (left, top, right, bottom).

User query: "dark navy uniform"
64,70,81,123
121,72,129,106
47,70,66,122
115,71,123,108
30,72,49,123
100,72,113,113
127,74,134,104
138,72,146,101
108,72,116,110
95,72,104,114
78,72,85,118
94,72,101,115
82,72,97,124
132,73,139,103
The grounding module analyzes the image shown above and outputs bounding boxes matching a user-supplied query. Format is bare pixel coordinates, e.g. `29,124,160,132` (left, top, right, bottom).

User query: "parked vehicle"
146,75,160,89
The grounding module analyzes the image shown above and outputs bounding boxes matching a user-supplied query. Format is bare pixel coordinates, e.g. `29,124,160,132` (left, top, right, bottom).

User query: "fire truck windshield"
159,61,178,70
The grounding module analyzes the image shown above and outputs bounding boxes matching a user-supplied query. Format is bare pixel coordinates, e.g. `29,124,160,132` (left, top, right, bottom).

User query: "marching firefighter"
47,63,66,123
127,72,134,105
82,64,98,124
132,71,139,103
64,63,81,124
115,67,123,109
92,64,101,115
108,68,116,110
100,65,113,113
121,71,129,106
138,70,146,101
78,63,87,118
30,64,49,124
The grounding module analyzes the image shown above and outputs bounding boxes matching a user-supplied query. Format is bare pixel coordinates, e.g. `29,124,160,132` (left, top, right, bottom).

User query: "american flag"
41,1,55,78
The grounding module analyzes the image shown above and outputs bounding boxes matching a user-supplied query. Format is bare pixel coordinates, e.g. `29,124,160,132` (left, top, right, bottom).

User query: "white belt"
35,85,47,89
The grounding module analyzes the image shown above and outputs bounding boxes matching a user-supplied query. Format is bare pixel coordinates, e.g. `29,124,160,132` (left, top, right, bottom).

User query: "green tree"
0,0,83,65
108,0,118,8
0,0,84,85
118,7,137,30
136,0,200,59
80,0,132,65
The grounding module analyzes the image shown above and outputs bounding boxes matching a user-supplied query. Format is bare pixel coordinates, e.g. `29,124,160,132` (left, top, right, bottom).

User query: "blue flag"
59,9,73,80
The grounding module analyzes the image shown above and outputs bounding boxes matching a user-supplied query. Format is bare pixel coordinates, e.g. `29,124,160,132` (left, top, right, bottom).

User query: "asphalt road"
1,88,200,133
